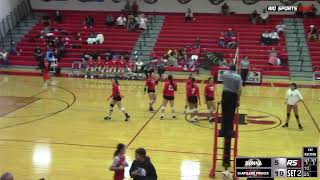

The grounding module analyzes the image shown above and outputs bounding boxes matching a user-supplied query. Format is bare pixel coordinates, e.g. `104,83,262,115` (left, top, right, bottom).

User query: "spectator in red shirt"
186,77,201,123
307,25,318,42
160,74,177,120
117,56,126,79
204,77,216,122
105,78,130,121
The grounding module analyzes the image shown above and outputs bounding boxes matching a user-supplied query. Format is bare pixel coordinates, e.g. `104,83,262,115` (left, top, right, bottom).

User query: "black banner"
200,52,223,70
236,158,272,168
236,168,272,178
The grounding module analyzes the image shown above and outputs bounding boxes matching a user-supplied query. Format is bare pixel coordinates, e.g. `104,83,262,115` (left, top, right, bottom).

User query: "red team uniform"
186,84,200,103
43,63,50,81
145,77,157,93
111,82,122,101
96,59,104,69
204,84,215,101
87,59,95,69
110,60,118,71
163,81,177,100
117,60,126,70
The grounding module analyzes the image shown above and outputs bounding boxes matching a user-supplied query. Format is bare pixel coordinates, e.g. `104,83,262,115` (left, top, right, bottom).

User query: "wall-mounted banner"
144,0,158,4
208,0,225,5
242,0,260,5
218,70,262,84
279,0,298,5
177,0,192,4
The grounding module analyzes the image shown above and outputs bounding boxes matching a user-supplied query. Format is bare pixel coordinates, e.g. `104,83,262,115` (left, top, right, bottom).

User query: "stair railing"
300,56,304,72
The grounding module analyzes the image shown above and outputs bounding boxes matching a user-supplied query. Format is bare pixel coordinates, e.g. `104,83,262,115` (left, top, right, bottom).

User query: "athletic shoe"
104,116,111,120
172,115,176,119
298,124,303,130
160,116,164,120
125,115,130,121
282,123,288,128
149,107,154,112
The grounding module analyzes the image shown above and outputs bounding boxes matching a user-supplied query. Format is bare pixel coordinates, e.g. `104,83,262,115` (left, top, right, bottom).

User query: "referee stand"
209,102,240,180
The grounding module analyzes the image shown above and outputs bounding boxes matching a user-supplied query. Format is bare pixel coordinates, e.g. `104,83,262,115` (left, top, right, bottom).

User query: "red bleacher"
154,14,289,76
303,18,320,70
9,11,141,67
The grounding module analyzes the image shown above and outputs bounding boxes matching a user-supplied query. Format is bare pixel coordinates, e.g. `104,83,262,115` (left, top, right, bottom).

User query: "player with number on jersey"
204,77,216,122
160,74,177,120
144,72,159,112
183,73,194,114
186,77,201,123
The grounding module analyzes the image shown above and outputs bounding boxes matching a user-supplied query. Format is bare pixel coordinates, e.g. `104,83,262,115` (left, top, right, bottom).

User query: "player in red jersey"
105,78,130,121
95,56,104,78
183,73,194,114
110,143,128,180
160,74,177,120
109,59,118,78
85,57,95,78
144,72,159,112
186,78,201,122
204,77,216,121
117,56,126,79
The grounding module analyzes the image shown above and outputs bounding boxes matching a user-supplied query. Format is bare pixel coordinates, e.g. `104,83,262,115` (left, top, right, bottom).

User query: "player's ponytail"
114,143,125,157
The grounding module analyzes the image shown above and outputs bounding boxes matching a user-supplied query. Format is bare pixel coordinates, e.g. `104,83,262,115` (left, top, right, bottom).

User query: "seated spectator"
34,47,44,70
42,15,51,26
224,28,236,39
250,10,258,24
10,42,20,55
307,25,318,42
221,3,229,15
183,58,197,71
42,26,53,37
106,15,115,26
227,37,237,49
73,32,82,40
127,15,136,32
270,30,280,44
275,21,285,35
81,52,92,61
194,37,201,49
132,1,139,16
0,172,14,180
268,47,281,66
168,50,178,67
259,9,269,24
185,8,193,22
279,48,288,66
217,36,226,48
138,14,147,31
116,15,127,27
84,15,94,28
261,30,271,45
190,47,200,61
0,49,9,67
54,10,62,23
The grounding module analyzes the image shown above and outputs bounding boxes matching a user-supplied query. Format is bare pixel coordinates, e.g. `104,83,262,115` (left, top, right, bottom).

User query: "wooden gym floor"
0,75,319,180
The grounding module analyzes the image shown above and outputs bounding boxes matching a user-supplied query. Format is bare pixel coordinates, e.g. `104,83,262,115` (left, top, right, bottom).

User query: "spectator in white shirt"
282,83,304,130
259,9,269,24
185,8,193,22
138,14,147,31
270,30,280,44
275,22,285,34
116,15,127,27
261,30,271,45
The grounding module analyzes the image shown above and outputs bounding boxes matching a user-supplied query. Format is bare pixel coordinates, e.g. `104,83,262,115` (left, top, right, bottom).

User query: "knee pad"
121,107,125,112
287,113,290,117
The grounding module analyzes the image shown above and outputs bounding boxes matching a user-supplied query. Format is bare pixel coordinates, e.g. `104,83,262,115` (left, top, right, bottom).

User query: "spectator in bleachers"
185,8,193,22
270,30,280,44
259,9,269,24
123,0,131,14
227,37,237,49
190,47,200,61
194,37,201,49
168,50,178,67
10,42,20,56
132,1,139,16
42,15,51,26
250,10,258,24
268,47,281,66
116,14,127,27
138,14,147,31
0,49,9,67
261,30,271,45
84,15,94,28
34,47,44,70
127,15,136,32
106,15,115,26
275,21,286,35
224,28,236,39
54,10,62,23
0,172,14,180
73,32,82,41
218,36,226,48
221,3,229,15
81,52,92,61
307,25,318,42
279,48,288,66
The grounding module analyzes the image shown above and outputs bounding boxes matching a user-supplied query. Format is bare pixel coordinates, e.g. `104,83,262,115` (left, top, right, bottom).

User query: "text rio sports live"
267,5,298,12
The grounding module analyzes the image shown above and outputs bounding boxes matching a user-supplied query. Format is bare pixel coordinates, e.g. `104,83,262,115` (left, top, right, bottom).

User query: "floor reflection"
32,144,51,169
180,160,200,180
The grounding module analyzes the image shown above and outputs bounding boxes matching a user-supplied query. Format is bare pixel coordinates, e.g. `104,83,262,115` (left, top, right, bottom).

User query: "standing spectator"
282,83,304,130
116,15,127,27
34,47,44,70
250,10,258,24
130,148,157,180
127,15,136,32
0,172,14,180
259,9,269,24
275,21,286,35
194,37,201,49
0,49,9,67
106,15,115,26
132,1,139,16
221,3,229,15
268,47,280,66
307,25,318,42
185,8,193,22
54,10,62,23
84,15,94,28
220,64,242,168
138,14,147,31
240,56,250,86
110,143,129,180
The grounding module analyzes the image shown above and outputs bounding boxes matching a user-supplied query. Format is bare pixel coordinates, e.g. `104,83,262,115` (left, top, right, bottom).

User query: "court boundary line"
302,101,320,133
127,106,161,147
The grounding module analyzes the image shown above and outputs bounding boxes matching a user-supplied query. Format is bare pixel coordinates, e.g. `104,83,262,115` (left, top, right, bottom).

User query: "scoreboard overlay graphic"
235,147,318,178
